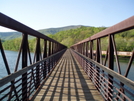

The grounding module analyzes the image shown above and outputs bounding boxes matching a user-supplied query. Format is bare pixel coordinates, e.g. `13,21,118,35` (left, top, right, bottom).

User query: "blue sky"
0,0,134,32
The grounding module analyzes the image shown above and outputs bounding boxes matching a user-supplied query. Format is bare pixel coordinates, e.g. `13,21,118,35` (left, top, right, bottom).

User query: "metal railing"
0,13,67,101
71,16,134,101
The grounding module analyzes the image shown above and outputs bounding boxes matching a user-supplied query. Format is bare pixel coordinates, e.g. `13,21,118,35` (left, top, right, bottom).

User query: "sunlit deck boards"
32,49,104,101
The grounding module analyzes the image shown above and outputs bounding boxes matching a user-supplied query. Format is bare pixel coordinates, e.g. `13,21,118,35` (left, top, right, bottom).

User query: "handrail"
71,16,134,100
72,16,134,46
0,49,66,87
71,49,134,100
0,13,67,101
0,13,65,46
72,49,134,90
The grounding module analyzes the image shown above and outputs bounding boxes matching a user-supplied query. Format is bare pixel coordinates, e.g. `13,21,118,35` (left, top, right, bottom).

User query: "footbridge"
0,13,134,101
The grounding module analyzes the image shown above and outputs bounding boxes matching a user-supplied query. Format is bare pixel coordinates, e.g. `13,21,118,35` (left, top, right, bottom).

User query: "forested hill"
2,26,106,51
0,25,83,40
2,26,134,52
0,32,21,40
48,26,106,47
38,25,83,35
48,26,134,51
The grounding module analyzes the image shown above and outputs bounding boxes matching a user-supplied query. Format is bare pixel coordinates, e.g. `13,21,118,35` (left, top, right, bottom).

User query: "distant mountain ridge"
0,32,21,40
0,25,85,40
38,25,83,35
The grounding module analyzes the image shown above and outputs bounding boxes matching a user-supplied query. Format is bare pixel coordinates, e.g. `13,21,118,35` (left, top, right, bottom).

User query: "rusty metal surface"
72,16,134,46
71,16,134,100
0,49,66,100
0,13,67,100
71,49,134,100
0,13,65,46
91,16,134,39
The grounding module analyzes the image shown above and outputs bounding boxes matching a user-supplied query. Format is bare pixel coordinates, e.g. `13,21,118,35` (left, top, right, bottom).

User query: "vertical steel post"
85,42,88,74
57,43,59,52
90,40,93,59
89,40,93,81
0,39,19,100
56,43,58,53
22,34,28,100
51,42,54,68
48,41,51,72
43,39,47,79
82,43,84,68
86,42,89,77
53,43,56,65
83,43,85,55
96,39,100,62
53,43,55,54
96,39,100,89
80,44,82,54
77,44,80,64
84,42,86,70
35,38,41,89
86,42,88,57
108,35,114,100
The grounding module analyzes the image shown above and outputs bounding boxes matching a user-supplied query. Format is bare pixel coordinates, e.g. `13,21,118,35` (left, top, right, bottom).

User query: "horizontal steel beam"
72,16,134,46
91,16,134,40
0,13,65,47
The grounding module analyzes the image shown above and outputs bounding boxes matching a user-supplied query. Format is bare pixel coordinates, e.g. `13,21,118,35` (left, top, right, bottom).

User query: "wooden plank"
31,49,104,101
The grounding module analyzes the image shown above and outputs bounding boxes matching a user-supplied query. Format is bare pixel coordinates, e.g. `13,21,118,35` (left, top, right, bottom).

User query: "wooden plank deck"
31,49,104,101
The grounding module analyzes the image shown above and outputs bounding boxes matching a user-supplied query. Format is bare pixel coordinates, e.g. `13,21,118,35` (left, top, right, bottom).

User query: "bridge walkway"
31,49,104,101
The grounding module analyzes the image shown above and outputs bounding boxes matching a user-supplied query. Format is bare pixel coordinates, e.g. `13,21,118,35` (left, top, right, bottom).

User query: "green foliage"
0,32,21,40
2,38,44,52
48,26,106,47
28,38,36,52
3,38,22,51
2,26,134,52
0,25,83,40
101,37,109,50
38,25,82,35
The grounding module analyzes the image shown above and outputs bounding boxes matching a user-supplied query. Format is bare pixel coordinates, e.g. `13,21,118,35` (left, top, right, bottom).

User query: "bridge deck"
32,49,104,101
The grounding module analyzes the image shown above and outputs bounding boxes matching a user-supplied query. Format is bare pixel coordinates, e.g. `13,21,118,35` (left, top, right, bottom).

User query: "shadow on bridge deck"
31,49,104,101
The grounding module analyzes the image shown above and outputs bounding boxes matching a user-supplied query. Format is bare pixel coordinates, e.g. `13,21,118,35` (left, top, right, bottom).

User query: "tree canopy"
2,26,134,52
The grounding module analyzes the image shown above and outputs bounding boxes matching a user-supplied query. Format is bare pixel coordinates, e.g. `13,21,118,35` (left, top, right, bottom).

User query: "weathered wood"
32,49,104,101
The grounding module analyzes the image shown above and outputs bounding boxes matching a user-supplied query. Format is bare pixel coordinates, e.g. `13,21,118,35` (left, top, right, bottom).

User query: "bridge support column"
96,39,101,90
35,38,41,89
108,35,114,100
22,34,28,100
43,40,47,79
48,41,51,72
90,40,93,59
89,41,93,81
51,42,54,68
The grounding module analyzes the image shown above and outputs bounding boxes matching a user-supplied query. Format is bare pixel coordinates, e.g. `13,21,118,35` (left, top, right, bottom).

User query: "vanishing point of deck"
31,49,104,101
